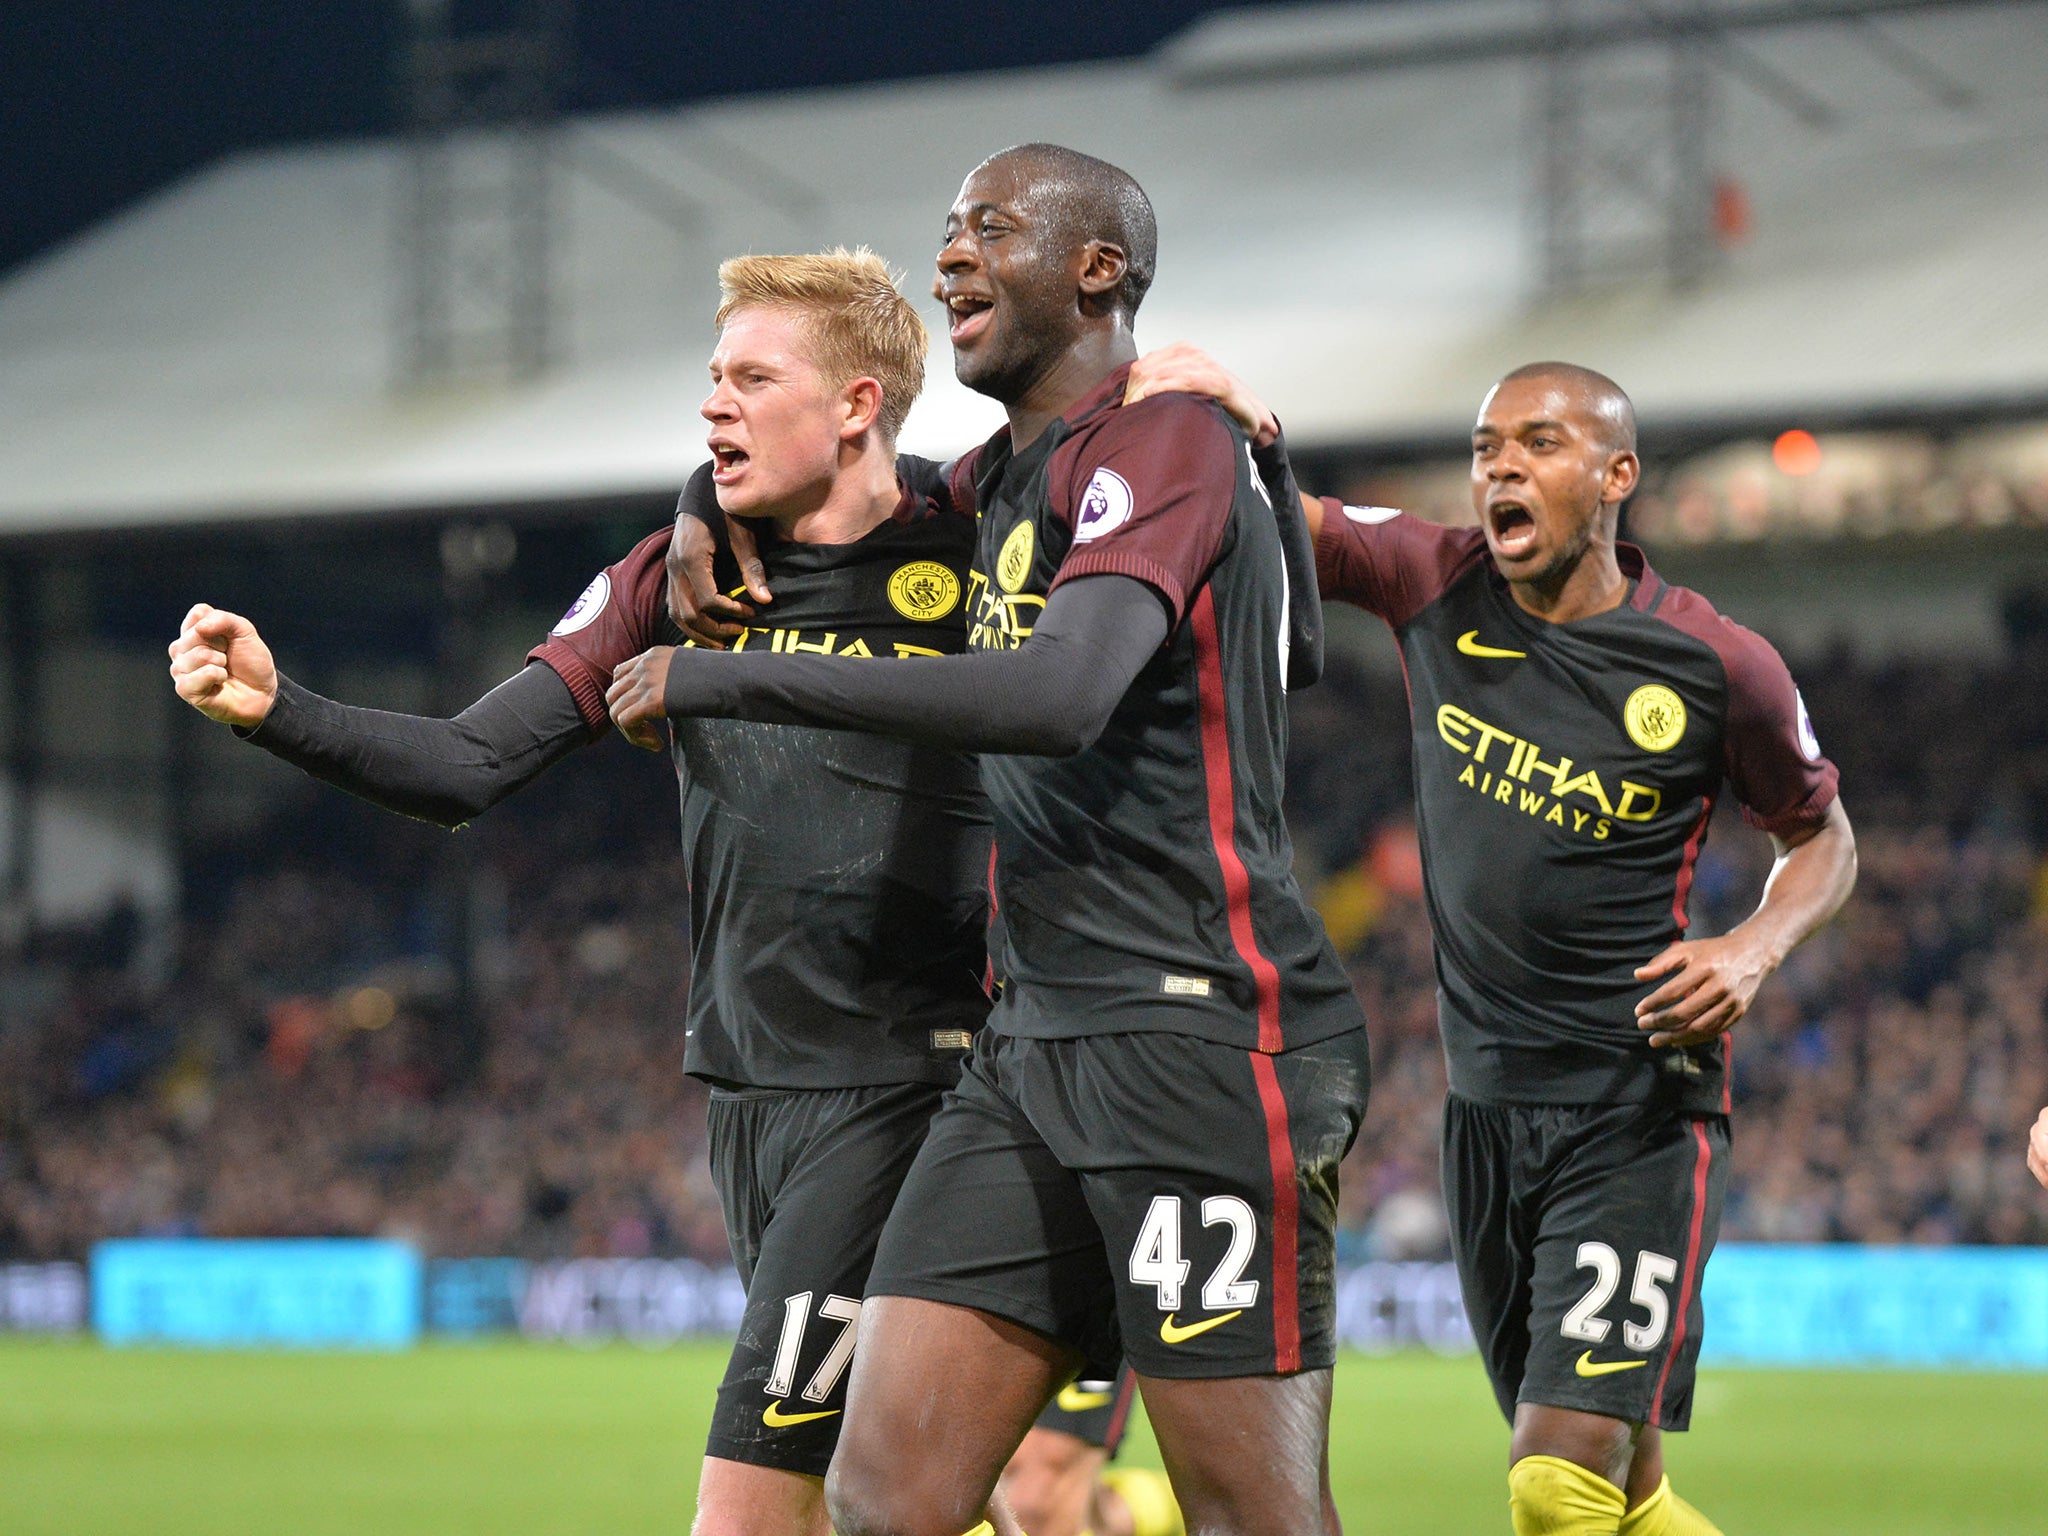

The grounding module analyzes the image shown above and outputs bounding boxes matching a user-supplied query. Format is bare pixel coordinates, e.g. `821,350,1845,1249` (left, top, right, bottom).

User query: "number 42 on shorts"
1129,1194,1259,1340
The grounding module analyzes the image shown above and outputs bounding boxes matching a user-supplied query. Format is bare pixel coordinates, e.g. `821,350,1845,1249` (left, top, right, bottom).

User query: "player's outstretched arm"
170,604,590,827
608,573,1168,757
1634,797,1857,1048
2028,1107,2048,1189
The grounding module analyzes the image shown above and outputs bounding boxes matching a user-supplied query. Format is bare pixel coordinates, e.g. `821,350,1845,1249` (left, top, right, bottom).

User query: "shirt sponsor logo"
708,626,941,659
996,521,1036,593
887,561,962,622
1161,975,1213,997
1794,687,1821,762
1437,703,1665,839
552,573,610,635
966,568,1045,651
1074,468,1134,544
1623,684,1687,753
1342,504,1402,524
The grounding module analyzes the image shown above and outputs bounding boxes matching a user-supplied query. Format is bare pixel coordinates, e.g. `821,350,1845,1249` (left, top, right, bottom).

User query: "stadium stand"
6,634,2047,1262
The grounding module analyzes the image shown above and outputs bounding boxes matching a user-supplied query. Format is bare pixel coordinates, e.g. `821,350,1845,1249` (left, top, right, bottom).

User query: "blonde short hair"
715,248,927,443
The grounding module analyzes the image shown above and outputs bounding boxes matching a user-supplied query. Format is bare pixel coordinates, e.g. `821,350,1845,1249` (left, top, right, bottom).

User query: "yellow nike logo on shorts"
1056,1382,1114,1412
1457,630,1527,659
1159,1310,1242,1344
1573,1351,1648,1378
762,1400,840,1427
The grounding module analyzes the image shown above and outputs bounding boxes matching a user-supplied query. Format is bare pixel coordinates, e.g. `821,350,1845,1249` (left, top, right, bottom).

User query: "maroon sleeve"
1313,496,1487,630
526,528,671,732
944,443,986,518
1658,591,1840,836
1044,393,1237,626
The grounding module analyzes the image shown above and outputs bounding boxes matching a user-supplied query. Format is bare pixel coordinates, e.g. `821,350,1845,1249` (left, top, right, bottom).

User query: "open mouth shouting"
1486,497,1539,560
709,438,751,485
943,290,995,347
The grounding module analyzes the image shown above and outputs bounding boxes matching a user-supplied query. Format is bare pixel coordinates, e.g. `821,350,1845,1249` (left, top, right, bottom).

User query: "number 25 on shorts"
1130,1194,1258,1343
1561,1242,1676,1373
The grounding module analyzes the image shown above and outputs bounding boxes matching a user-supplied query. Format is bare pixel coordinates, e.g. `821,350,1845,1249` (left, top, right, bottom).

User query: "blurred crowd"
4,641,2048,1265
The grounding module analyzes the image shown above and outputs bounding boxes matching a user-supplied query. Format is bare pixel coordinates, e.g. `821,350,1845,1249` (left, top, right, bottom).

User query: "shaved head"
1497,361,1636,455
981,143,1158,320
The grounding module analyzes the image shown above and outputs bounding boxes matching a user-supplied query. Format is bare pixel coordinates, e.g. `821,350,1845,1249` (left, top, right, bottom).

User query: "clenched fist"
606,646,676,752
168,604,278,728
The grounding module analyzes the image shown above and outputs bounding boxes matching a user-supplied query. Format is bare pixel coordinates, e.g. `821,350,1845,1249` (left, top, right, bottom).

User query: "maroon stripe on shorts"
1250,1050,1301,1372
1650,1119,1714,1422
1103,1369,1139,1454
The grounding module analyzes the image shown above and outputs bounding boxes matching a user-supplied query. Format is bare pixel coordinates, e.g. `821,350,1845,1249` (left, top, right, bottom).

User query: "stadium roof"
2,0,2044,533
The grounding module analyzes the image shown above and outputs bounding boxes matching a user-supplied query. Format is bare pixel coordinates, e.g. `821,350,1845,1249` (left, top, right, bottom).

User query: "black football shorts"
867,1027,1371,1380
1031,1363,1139,1454
1441,1093,1730,1432
705,1080,946,1477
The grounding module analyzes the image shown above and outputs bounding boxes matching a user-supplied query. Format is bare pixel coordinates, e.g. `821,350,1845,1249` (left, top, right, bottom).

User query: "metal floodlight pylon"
395,0,574,389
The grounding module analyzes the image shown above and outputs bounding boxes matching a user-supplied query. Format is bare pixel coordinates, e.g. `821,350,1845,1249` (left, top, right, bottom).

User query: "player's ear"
1077,238,1128,315
840,376,884,441
1603,450,1641,505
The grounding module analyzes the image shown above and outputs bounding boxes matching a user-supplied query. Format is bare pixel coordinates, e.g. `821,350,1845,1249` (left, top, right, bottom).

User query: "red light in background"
1773,430,1823,477
1713,177,1753,246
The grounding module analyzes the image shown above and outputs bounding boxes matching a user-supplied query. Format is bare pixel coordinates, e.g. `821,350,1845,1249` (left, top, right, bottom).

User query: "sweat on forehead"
1490,361,1638,453
972,143,1159,318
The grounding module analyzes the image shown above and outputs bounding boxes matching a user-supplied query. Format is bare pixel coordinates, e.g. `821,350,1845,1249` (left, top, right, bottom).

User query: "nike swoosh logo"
1574,1351,1648,1378
1159,1310,1242,1344
1457,630,1527,659
1055,1383,1114,1412
762,1400,840,1427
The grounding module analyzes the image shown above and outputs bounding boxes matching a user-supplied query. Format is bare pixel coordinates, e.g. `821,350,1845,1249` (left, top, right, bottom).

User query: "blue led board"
1701,1244,2048,1369
92,1239,422,1348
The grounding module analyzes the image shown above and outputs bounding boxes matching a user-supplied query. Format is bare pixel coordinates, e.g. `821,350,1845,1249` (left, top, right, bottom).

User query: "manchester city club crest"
1623,684,1687,752
886,561,961,621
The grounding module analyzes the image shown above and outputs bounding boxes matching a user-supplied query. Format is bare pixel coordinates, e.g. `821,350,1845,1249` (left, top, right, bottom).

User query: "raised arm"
169,604,589,828
607,573,1168,757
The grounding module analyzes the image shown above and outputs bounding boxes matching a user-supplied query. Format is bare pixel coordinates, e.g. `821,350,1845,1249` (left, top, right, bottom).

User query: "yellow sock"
1508,1454,1627,1536
1617,1476,1724,1536
1097,1467,1185,1536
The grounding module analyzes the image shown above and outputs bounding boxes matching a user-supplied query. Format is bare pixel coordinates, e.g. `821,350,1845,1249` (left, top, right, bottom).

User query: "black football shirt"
949,366,1362,1054
532,483,992,1090
1315,504,1838,1113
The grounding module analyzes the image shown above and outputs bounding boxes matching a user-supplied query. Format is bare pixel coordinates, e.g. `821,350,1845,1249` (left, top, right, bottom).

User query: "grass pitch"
3,1340,2043,1534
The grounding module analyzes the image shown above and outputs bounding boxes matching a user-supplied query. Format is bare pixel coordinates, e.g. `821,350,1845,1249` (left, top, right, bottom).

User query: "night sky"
2,0,1299,278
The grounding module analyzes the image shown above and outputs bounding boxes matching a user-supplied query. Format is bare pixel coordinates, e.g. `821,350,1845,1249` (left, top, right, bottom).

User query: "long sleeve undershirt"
239,662,591,828
661,572,1170,757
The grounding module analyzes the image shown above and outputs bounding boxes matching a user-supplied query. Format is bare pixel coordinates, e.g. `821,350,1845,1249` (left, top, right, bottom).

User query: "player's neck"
1004,328,1140,451
1509,541,1629,625
765,442,901,546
